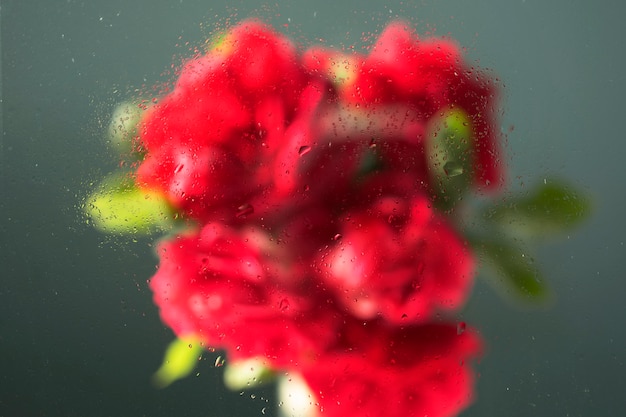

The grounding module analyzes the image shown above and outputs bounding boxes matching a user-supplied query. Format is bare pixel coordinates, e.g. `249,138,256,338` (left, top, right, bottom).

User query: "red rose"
362,21,462,104
135,20,314,222
218,20,306,104
136,142,253,221
316,194,474,323
132,20,501,416
302,21,503,191
301,322,482,417
366,21,503,190
149,223,341,367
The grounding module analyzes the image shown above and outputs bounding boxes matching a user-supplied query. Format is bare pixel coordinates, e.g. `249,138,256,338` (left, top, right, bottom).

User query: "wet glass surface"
2,1,625,416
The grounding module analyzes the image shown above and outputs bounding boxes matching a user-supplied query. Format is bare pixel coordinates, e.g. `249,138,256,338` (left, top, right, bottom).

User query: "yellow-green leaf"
84,173,175,235
152,336,204,389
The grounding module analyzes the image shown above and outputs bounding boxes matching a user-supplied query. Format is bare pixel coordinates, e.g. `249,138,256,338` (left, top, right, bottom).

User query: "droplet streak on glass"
215,355,225,367
298,145,312,156
443,160,464,177
236,203,254,218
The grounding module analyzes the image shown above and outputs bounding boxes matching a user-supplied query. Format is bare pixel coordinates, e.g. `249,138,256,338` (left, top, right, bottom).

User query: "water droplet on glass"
215,356,225,367
443,161,464,177
236,203,254,218
298,145,311,156
457,321,466,335
279,298,290,311
332,233,342,241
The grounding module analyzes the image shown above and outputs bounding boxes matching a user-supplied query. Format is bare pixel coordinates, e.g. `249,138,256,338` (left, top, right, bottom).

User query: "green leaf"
152,336,204,388
83,172,176,235
485,179,591,239
426,108,475,210
470,236,549,303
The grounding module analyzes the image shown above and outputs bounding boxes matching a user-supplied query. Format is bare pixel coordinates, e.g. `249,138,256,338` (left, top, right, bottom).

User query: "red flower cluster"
140,20,500,417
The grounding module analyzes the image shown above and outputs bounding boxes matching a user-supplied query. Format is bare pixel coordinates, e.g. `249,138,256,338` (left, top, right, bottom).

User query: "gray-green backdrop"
2,0,625,416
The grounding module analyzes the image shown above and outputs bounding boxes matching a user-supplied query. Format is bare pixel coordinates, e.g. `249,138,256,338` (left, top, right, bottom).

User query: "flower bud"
427,108,475,210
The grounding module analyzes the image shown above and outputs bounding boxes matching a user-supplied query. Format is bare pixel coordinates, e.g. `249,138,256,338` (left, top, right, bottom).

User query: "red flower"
131,19,501,417
301,322,482,417
303,21,503,191
316,194,474,323
135,20,313,222
149,223,341,367
217,20,306,103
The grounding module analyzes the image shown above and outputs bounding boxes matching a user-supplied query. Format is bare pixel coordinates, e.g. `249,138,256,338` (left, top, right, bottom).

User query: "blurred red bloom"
302,322,482,417
303,21,503,191
149,223,342,367
137,18,500,417
136,20,311,222
316,194,474,323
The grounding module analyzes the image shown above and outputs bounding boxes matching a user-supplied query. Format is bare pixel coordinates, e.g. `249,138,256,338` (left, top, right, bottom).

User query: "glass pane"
2,1,622,416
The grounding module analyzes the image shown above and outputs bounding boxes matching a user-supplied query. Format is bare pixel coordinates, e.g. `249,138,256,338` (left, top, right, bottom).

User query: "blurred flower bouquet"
85,20,589,417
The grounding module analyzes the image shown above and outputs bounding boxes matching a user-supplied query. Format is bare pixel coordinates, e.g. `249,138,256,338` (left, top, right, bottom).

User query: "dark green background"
2,1,625,416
